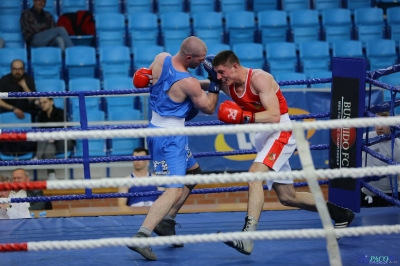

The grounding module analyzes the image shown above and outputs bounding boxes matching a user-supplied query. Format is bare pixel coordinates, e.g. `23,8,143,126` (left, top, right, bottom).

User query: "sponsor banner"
328,57,367,212
189,89,382,173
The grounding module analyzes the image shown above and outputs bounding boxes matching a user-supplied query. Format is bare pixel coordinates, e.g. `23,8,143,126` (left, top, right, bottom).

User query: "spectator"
11,168,52,210
35,97,74,180
0,59,38,119
118,148,159,207
0,38,4,48
20,0,74,52
361,112,400,207
0,59,38,157
0,174,31,219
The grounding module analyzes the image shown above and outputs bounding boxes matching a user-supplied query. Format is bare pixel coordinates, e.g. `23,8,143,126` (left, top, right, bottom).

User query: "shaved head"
179,36,207,57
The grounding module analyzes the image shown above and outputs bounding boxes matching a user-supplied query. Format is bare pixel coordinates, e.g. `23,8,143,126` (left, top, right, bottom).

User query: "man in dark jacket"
11,168,52,210
20,0,73,51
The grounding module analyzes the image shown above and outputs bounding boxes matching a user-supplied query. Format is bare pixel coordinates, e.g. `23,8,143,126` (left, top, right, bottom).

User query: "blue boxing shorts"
147,123,191,188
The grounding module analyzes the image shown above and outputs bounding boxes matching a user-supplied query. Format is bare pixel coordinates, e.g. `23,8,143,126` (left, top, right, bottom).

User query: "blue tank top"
149,56,194,118
126,173,158,206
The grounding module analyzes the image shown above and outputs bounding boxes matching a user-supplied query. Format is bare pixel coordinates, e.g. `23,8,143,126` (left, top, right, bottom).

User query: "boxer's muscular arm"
252,71,281,124
181,78,218,115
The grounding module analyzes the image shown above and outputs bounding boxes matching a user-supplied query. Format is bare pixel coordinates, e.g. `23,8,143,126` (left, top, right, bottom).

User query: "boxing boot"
327,201,355,229
127,232,157,261
223,216,258,255
154,218,183,247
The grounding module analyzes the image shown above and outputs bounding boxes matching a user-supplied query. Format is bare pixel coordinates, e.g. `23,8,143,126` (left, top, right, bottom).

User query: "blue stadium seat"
257,10,288,45
26,0,57,15
354,8,385,46
31,47,62,80
125,0,153,14
220,0,247,14
157,0,184,15
164,43,181,55
72,110,107,157
0,112,33,160
266,42,297,75
65,46,96,79
0,1,22,15
232,43,264,69
93,0,120,15
192,12,224,45
207,43,231,55
128,13,158,50
99,46,131,79
387,7,400,44
313,0,341,14
160,12,191,47
299,41,330,78
133,45,164,70
366,39,397,71
60,0,88,14
276,72,308,89
309,71,332,88
345,0,372,12
0,15,25,48
321,8,352,45
0,48,27,78
108,109,142,156
103,77,135,112
282,0,310,13
290,9,320,47
95,13,125,47
253,0,277,11
225,11,256,45
332,40,364,58
189,0,215,13
35,79,66,109
68,78,101,119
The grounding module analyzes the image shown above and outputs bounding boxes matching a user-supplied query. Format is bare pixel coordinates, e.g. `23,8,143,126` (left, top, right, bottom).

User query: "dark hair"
10,59,25,69
133,147,149,155
212,50,241,67
377,112,390,117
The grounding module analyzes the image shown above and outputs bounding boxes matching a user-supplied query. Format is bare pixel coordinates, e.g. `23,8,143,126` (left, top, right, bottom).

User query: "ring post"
328,57,367,213
78,92,92,197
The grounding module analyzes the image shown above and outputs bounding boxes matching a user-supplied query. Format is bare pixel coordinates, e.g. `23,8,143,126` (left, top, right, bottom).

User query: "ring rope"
2,116,400,142
3,180,329,204
0,144,329,167
1,165,399,191
1,225,399,252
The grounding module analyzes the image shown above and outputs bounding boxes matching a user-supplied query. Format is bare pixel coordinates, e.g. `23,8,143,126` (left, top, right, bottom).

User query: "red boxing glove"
218,101,255,124
133,68,152,88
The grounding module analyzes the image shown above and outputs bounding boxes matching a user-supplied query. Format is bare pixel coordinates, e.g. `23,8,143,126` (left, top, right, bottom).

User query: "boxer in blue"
128,36,220,261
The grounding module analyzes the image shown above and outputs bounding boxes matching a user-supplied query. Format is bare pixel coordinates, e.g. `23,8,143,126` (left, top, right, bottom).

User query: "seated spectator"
0,59,38,119
118,148,160,207
11,168,52,210
0,59,38,157
0,174,31,219
20,0,74,52
361,112,400,207
35,97,74,180
0,38,4,48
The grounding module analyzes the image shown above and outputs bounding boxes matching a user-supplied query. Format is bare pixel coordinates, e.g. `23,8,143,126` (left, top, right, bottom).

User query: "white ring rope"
18,116,400,141
26,225,400,251
43,164,400,190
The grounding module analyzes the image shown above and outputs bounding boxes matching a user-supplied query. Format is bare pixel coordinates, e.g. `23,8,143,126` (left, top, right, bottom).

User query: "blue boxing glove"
203,55,220,94
203,55,218,82
185,106,199,121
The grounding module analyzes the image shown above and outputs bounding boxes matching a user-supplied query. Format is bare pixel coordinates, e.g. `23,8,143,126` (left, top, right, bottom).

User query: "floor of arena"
1,207,399,266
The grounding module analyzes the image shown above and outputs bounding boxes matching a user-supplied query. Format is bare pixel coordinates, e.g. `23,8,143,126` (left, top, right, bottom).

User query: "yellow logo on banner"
214,108,315,161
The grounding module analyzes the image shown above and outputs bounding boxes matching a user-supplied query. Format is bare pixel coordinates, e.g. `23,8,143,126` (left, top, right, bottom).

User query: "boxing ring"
1,61,400,265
